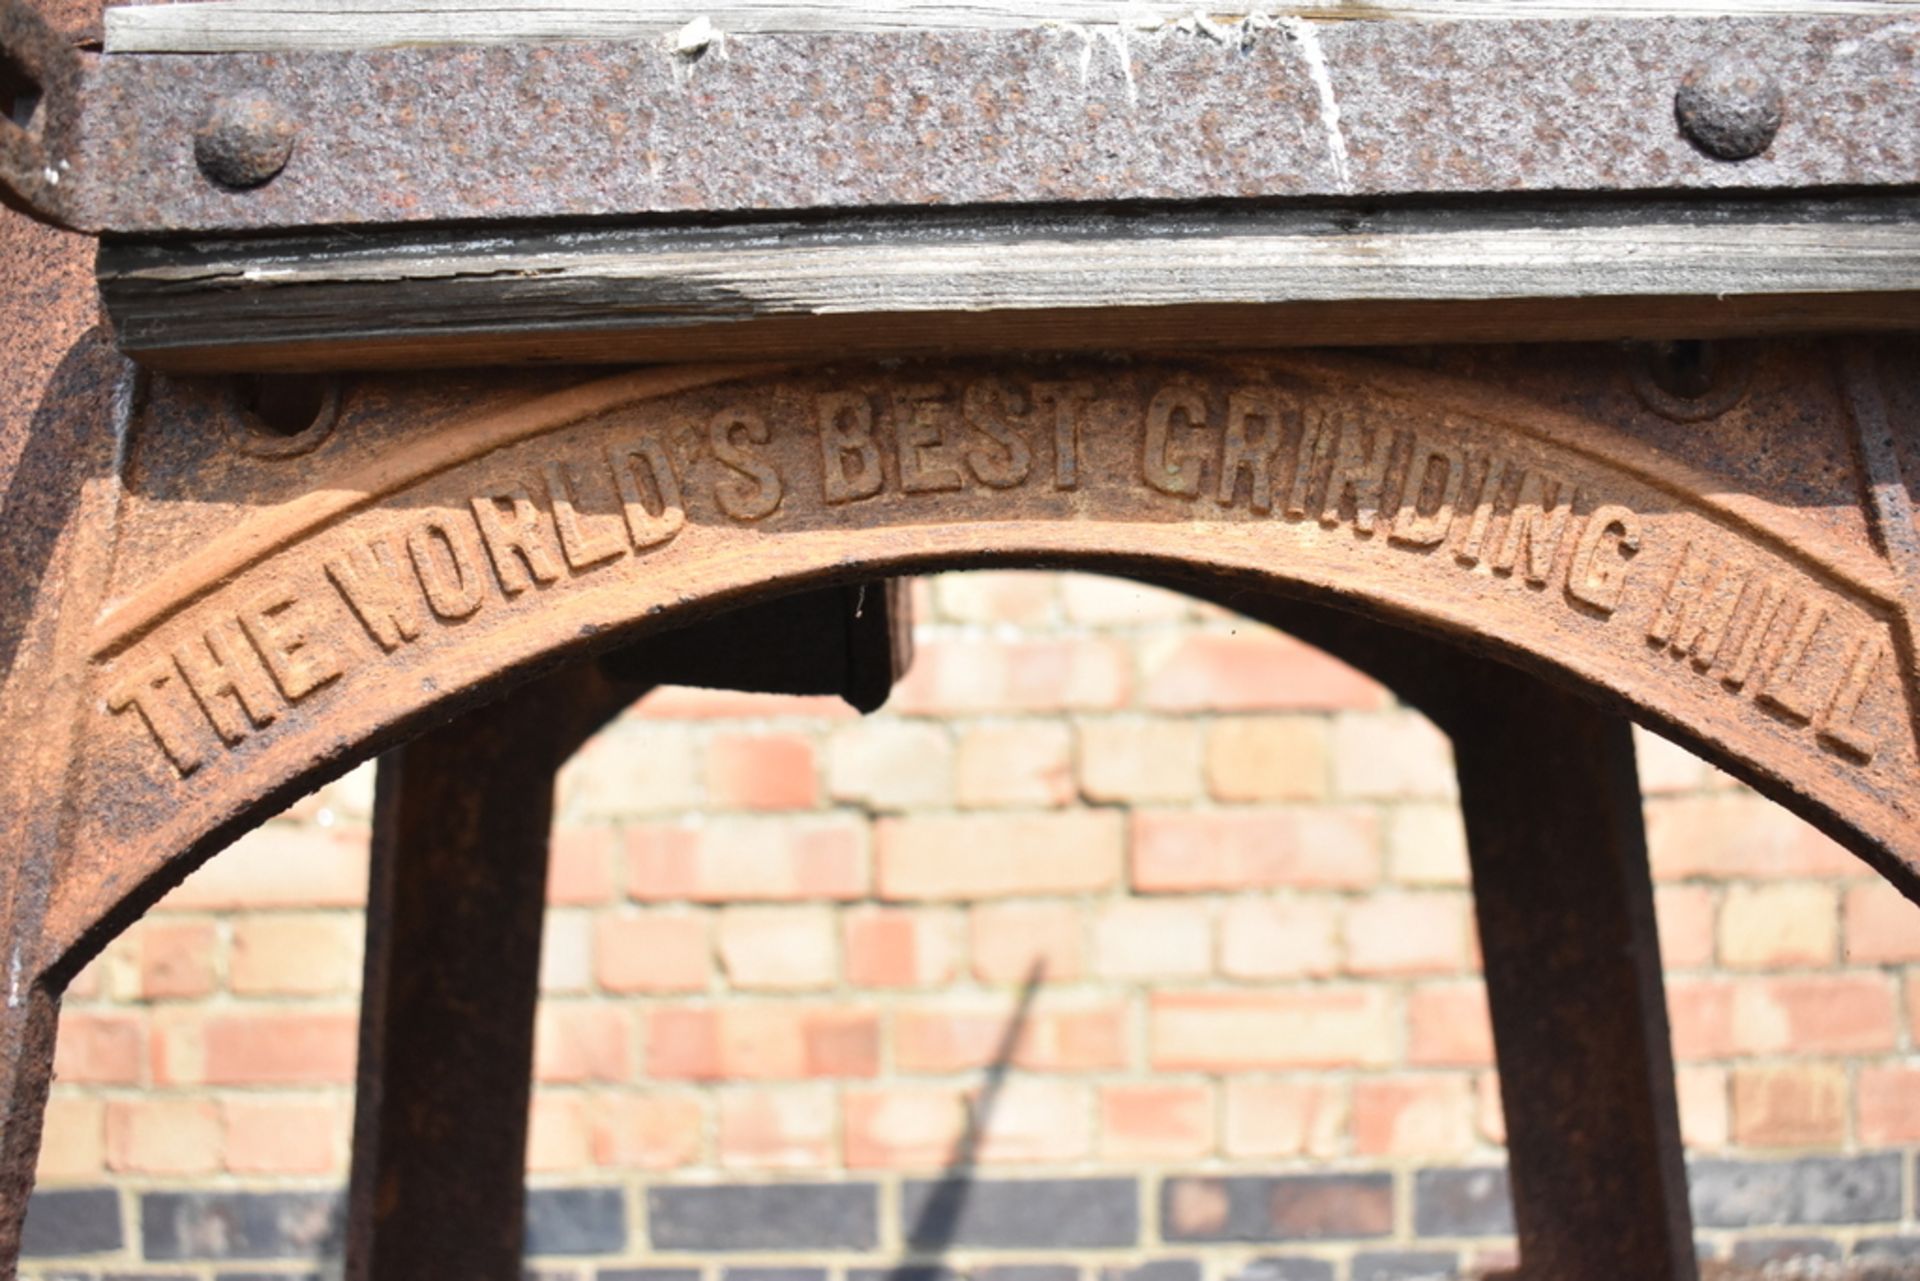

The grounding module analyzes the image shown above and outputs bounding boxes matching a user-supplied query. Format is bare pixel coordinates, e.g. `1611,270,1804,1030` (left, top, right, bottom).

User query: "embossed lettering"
326,537,424,652
406,515,487,620
544,460,628,571
1820,634,1889,762
1321,417,1392,534
471,484,565,595
1565,504,1641,615
962,379,1034,490
1217,389,1284,514
239,585,342,702
1143,385,1209,498
1651,546,1752,672
818,392,884,504
895,385,964,494
1283,404,1345,522
1036,381,1093,491
609,436,686,549
1492,469,1576,584
108,659,206,776
1757,598,1833,725
1452,455,1509,566
711,407,784,521
1390,435,1467,549
174,617,282,741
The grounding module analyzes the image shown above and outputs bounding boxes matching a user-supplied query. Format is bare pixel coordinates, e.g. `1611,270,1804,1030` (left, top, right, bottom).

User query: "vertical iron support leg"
1452,676,1697,1281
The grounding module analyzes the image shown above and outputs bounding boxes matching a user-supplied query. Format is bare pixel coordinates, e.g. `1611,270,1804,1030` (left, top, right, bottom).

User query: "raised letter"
108,659,206,776
1216,389,1283,514
609,436,686,549
1143,384,1209,498
894,385,964,494
1321,419,1393,534
1491,468,1576,583
962,379,1034,490
1036,381,1093,491
326,536,424,652
818,392,884,504
544,460,628,571
174,618,282,742
407,515,487,620
712,406,784,521
1565,504,1642,615
240,586,343,702
1819,633,1888,762
1390,435,1467,549
1648,544,1748,671
470,484,564,595
1757,598,1833,724
1452,455,1509,566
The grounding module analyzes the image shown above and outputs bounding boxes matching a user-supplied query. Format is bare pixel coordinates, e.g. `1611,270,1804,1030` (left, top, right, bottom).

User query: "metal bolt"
194,94,296,189
1675,56,1783,162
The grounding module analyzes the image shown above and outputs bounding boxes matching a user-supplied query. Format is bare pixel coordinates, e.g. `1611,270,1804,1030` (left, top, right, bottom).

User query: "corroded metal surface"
5,14,1914,233
3,304,1920,1276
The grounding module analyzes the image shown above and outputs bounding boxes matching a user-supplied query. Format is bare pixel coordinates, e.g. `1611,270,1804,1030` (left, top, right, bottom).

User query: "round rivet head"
1675,56,1783,162
194,94,297,189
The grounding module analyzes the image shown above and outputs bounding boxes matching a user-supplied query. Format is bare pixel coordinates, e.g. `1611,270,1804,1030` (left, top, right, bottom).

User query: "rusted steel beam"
1454,674,1697,1281
3,11,1917,233
344,662,647,1280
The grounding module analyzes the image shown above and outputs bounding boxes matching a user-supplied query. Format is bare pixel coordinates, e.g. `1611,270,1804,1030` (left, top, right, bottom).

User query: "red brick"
935,571,1058,625
1669,976,1898,1059
1131,809,1378,892
1655,884,1718,970
1343,892,1470,976
1476,1072,1506,1146
1909,973,1920,1041
826,721,954,811
1100,1083,1214,1159
1219,898,1340,980
878,813,1121,899
1385,804,1469,887
34,1096,105,1182
105,1099,221,1176
844,907,961,988
547,827,619,905
955,722,1074,808
228,913,362,996
593,912,709,993
1668,979,1740,1061
540,909,594,994
974,1079,1090,1163
1645,796,1858,881
1078,719,1203,804
1718,883,1837,969
1093,900,1212,980
1150,990,1393,1070
1141,632,1384,712
718,906,837,990
183,1012,359,1086
534,1005,633,1083
647,1006,879,1080
636,686,855,720
1858,1065,1920,1144
1407,983,1495,1067
1732,1064,1847,1148
138,921,218,1000
718,1086,838,1169
560,725,699,817
1351,1075,1475,1157
1678,1066,1729,1151
159,824,369,911
890,637,1131,715
1060,575,1190,625
845,1086,967,1169
894,999,1126,1073
1844,882,1920,964
1205,717,1328,803
1222,1079,1344,1159
223,1098,340,1175
590,1093,705,1168
706,733,818,811
1330,713,1457,800
970,901,1084,984
526,1094,593,1173
626,817,867,902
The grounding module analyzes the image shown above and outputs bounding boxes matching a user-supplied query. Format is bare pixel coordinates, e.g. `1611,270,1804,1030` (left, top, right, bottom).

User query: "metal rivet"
194,94,297,189
1675,56,1783,162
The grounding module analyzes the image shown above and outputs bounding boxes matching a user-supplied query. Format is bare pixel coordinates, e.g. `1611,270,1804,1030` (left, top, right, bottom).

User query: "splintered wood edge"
101,0,1920,54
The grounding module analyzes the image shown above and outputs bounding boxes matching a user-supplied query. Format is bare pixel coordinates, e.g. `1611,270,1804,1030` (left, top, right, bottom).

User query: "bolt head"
194,94,297,189
1675,56,1783,162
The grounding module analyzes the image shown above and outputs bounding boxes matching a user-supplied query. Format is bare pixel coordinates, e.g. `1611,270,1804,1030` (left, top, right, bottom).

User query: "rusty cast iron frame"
2,3,1918,1280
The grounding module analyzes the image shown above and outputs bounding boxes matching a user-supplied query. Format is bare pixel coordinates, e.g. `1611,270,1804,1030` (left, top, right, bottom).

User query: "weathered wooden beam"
104,0,1920,55
99,198,1920,372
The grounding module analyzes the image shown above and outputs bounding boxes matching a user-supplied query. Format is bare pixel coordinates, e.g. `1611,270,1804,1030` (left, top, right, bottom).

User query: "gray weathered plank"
103,0,1920,53
98,198,1920,371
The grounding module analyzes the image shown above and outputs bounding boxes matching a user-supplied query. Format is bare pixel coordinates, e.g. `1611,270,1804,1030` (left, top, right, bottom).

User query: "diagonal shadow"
898,959,1046,1269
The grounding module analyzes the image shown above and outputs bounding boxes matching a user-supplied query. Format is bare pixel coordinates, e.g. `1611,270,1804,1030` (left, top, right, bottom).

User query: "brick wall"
20,572,1920,1280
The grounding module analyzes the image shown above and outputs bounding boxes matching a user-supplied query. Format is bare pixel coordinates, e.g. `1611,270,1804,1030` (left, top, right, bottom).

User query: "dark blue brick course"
1411,1169,1512,1239
140,1191,339,1261
1689,1155,1904,1227
1163,1175,1392,1243
903,1178,1137,1250
1351,1252,1458,1281
649,1183,878,1252
20,1189,123,1257
524,1188,626,1257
